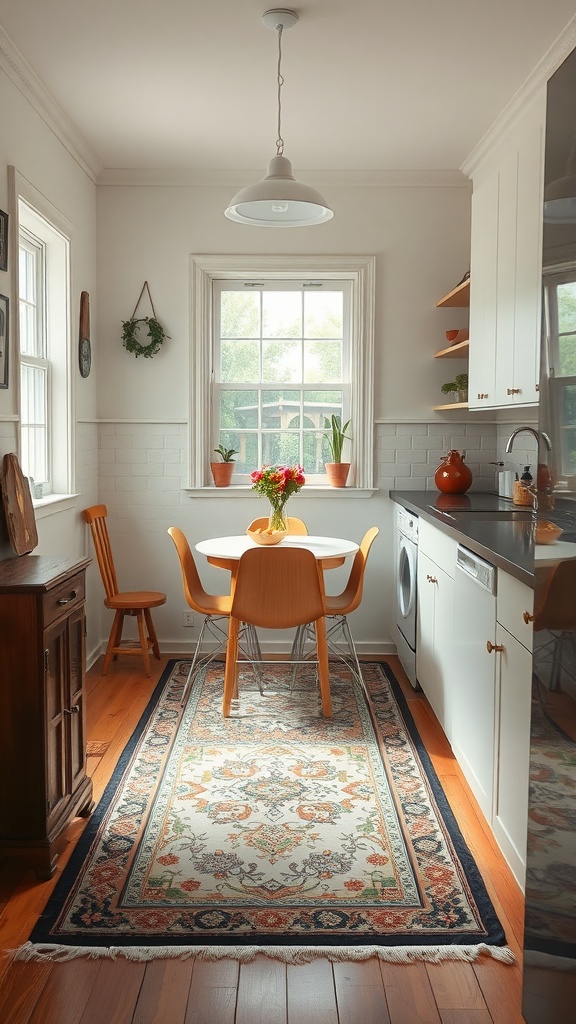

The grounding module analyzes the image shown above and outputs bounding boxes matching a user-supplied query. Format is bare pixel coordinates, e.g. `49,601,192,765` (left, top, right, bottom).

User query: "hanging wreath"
122,282,170,359
122,316,166,358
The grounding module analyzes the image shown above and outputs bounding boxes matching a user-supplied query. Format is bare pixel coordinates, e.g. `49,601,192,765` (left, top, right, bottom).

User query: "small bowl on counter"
535,521,563,545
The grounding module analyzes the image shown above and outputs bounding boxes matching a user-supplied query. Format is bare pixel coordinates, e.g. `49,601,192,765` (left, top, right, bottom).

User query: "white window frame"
11,167,75,504
189,255,375,491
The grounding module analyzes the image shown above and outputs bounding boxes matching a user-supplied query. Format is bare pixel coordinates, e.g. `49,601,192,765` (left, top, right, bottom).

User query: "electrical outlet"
182,611,194,627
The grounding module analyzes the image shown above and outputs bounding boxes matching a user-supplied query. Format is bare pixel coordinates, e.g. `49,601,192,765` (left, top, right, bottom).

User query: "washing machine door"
397,536,417,645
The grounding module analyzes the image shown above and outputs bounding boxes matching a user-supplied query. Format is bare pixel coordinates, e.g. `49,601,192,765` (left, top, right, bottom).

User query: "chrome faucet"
505,427,552,510
504,426,552,455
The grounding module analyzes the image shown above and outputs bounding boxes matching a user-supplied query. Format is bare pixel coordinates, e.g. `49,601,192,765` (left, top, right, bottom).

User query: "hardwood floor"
0,654,526,1023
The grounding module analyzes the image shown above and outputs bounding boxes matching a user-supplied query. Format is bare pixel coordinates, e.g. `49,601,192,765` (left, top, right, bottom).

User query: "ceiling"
0,0,575,176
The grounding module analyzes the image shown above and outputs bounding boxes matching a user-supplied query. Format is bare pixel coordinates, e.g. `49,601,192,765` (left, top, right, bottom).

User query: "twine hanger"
130,281,158,321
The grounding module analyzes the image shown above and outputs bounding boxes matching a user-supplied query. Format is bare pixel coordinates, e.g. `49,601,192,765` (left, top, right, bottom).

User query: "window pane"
221,340,259,382
304,431,328,474
262,291,301,338
559,332,576,376
304,290,343,338
304,340,342,383
19,303,36,357
219,390,258,429
19,247,36,303
20,363,48,484
261,431,301,466
262,340,300,382
262,389,299,428
220,291,260,339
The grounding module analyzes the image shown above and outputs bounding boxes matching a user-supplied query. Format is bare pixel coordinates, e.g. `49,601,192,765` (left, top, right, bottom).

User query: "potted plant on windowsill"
441,373,468,405
324,415,352,488
210,445,239,487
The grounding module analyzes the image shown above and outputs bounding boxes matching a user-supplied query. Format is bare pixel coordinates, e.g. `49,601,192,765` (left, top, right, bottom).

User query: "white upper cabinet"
468,92,545,410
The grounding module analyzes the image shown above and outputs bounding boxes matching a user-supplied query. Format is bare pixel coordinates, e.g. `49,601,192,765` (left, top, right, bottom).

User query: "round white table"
196,534,359,565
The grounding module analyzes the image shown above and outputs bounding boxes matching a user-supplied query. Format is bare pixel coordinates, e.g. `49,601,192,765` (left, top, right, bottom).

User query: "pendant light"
225,9,334,228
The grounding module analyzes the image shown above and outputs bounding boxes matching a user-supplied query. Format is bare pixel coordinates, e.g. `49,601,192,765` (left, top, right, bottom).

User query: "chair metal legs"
180,618,264,707
292,616,367,695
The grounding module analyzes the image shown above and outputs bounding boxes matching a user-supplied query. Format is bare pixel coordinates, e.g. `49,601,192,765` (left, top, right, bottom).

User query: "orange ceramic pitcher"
434,450,473,494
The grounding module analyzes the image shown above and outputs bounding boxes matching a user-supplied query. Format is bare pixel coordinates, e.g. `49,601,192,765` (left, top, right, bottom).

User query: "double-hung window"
19,227,49,488
544,267,576,475
190,256,375,490
14,176,73,500
213,280,351,484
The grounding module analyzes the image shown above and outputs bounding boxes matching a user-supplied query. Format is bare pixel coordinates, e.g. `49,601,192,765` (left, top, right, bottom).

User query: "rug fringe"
6,941,516,966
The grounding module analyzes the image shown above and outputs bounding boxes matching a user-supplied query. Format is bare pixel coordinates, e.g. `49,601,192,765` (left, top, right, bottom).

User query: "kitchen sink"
430,508,536,522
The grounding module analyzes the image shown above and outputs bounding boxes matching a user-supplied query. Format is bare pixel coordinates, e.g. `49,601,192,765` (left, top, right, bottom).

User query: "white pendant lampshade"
225,155,333,227
225,9,334,228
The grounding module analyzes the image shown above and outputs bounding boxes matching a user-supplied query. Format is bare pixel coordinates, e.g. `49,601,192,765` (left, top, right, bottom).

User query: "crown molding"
97,166,470,188
0,25,103,183
462,14,576,177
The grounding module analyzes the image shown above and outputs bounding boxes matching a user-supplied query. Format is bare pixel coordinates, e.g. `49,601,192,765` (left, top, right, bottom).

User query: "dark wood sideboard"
0,555,94,879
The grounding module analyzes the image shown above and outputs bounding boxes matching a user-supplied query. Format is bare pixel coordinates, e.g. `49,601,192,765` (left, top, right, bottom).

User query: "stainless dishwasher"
451,545,497,821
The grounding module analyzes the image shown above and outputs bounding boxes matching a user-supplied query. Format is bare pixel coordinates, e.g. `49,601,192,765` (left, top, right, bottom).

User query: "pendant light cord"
276,25,284,157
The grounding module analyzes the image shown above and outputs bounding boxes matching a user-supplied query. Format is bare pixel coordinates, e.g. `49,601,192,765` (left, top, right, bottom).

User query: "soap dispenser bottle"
521,466,533,486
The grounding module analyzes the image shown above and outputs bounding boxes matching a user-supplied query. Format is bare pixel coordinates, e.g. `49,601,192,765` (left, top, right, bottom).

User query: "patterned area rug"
20,660,512,964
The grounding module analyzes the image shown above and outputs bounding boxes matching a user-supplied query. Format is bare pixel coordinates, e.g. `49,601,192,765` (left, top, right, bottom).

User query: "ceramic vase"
434,450,473,495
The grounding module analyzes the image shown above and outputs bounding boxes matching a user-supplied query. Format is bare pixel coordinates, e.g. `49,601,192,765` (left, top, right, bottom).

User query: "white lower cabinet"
492,573,534,888
414,521,533,885
416,521,458,742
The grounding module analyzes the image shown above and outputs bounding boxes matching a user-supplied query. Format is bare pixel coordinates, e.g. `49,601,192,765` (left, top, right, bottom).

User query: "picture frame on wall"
0,294,9,389
0,210,8,272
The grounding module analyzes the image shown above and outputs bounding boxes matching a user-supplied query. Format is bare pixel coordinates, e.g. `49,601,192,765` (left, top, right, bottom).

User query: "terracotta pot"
210,461,235,487
434,450,473,495
326,462,350,488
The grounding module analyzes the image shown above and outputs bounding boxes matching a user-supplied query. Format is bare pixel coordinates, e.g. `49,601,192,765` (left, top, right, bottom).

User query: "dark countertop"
390,490,537,586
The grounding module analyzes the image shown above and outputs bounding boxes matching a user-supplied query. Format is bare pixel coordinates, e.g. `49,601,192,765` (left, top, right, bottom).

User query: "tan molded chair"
247,516,308,535
83,505,166,677
293,526,379,689
223,546,331,718
168,527,234,705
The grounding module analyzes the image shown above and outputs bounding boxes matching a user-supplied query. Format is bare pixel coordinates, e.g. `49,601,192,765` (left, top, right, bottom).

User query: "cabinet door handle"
63,705,80,715
426,574,437,584
477,393,489,400
57,590,78,605
507,388,521,395
523,611,535,624
486,641,505,654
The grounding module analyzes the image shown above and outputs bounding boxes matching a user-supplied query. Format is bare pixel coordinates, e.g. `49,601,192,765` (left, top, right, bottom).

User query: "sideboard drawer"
43,572,86,626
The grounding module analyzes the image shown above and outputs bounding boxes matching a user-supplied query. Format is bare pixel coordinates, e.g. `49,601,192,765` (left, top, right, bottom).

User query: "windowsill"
184,486,377,498
32,493,79,518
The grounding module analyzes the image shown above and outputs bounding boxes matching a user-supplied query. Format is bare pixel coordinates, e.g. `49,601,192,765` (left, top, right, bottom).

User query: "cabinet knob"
523,611,535,624
507,387,521,395
426,574,438,584
486,641,505,654
64,704,80,715
57,590,78,605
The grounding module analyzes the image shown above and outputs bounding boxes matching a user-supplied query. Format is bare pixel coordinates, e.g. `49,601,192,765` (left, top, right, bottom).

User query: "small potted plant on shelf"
324,414,352,487
440,373,468,405
210,444,239,487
